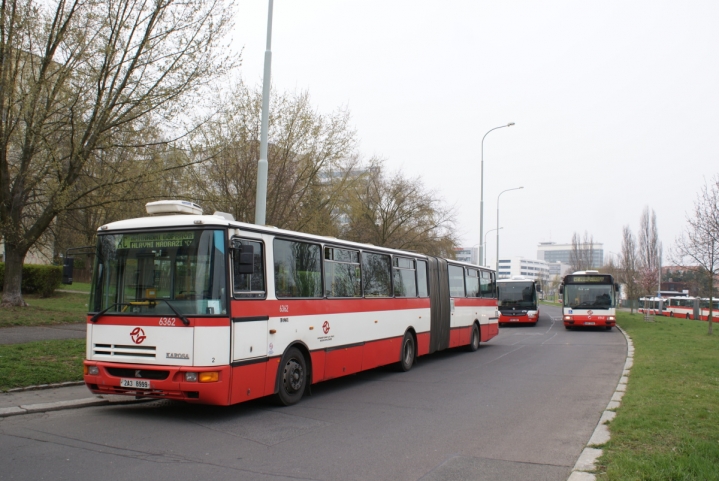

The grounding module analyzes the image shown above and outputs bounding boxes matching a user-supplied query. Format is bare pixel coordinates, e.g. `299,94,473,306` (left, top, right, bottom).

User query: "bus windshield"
89,229,227,316
563,284,614,309
498,282,536,308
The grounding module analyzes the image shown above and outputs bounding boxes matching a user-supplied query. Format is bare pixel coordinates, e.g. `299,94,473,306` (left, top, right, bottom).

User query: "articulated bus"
78,201,499,406
664,296,695,319
496,277,541,326
559,271,618,330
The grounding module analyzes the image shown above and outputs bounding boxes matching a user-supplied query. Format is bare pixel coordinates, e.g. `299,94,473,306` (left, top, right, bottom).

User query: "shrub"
0,263,63,297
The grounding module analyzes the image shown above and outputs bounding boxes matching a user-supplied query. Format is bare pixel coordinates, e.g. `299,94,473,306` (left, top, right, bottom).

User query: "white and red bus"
496,277,540,326
79,201,499,406
638,296,663,316
664,296,696,319
559,271,618,330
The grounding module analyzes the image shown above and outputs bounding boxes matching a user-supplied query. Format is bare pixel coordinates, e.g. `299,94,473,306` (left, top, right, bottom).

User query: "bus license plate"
510,318,519,322
120,379,151,389
585,321,595,325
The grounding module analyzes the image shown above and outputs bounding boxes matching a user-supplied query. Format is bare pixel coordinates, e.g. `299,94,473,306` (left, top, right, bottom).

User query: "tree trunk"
1,244,28,307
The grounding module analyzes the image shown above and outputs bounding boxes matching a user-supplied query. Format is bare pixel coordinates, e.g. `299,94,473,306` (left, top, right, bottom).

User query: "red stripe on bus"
86,315,230,327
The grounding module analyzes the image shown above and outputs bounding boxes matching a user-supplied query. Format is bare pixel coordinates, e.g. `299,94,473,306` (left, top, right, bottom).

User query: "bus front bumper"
563,315,615,327
83,361,232,405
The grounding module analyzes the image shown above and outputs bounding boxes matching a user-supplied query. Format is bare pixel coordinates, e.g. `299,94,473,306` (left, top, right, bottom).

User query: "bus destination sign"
566,275,612,284
117,232,196,249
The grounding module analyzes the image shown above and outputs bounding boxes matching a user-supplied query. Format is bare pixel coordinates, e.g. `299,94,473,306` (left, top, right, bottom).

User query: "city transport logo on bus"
130,327,146,344
322,321,330,334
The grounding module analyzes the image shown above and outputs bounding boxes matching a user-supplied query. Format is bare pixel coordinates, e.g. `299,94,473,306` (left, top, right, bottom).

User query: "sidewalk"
0,383,149,417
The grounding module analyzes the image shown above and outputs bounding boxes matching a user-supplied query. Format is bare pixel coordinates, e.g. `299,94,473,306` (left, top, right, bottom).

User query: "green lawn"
60,281,92,293
0,339,85,391
0,292,89,327
598,312,719,480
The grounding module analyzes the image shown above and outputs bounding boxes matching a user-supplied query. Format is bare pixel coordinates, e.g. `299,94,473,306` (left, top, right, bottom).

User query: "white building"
454,246,479,265
537,241,604,267
497,257,550,281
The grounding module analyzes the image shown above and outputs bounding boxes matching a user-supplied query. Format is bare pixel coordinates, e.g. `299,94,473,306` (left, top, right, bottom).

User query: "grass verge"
0,339,85,391
0,292,88,328
597,311,719,480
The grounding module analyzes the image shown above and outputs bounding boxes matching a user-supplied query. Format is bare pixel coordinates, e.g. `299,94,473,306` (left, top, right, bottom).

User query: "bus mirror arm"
91,303,123,323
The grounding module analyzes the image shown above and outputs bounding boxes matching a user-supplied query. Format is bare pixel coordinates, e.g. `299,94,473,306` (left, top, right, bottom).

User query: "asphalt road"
0,304,626,481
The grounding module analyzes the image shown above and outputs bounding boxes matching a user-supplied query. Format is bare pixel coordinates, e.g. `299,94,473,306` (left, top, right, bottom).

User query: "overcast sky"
232,1,719,267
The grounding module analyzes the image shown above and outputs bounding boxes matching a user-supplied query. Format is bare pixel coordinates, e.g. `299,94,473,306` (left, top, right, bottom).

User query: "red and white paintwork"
561,271,617,329
83,216,498,406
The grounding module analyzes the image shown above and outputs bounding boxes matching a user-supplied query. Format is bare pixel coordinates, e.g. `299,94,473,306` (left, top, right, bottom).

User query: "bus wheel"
669,312,674,317
564,325,572,330
467,323,480,352
686,314,690,319
606,326,612,330
276,347,307,406
398,332,415,372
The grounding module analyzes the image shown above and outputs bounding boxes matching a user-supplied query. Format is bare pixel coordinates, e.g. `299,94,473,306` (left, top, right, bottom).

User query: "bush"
0,263,63,297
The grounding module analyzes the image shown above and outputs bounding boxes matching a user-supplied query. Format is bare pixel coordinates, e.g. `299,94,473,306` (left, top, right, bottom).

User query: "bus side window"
362,252,391,297
480,270,495,298
324,247,361,298
448,264,465,297
232,239,265,298
466,268,480,297
393,257,417,297
416,260,429,297
274,239,322,298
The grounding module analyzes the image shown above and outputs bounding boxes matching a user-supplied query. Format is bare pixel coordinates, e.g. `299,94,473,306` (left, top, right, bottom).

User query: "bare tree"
619,225,641,314
340,160,458,257
673,177,719,335
0,0,236,306
190,83,359,236
569,231,595,271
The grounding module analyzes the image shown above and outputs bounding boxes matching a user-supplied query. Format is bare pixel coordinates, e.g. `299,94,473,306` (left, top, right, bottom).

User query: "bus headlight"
563,315,572,321
85,365,99,376
608,316,616,322
185,372,198,382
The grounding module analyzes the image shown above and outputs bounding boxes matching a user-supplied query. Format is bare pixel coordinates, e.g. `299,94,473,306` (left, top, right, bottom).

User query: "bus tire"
276,347,307,406
398,332,415,372
606,326,612,330
669,312,674,317
467,323,480,352
564,325,572,330
686,314,690,319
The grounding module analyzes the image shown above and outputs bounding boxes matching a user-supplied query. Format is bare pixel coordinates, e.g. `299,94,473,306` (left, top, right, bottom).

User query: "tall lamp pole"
496,186,523,274
479,122,515,267
484,227,503,266
254,0,274,225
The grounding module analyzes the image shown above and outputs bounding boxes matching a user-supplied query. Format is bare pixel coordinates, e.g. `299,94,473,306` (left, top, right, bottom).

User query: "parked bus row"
639,296,718,321
73,200,500,407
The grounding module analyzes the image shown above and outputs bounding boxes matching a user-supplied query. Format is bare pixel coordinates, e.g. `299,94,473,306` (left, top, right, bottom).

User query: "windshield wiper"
90,303,125,323
136,298,191,326
91,299,191,326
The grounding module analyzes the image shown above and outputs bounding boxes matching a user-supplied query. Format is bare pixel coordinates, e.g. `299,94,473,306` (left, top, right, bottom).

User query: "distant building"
454,246,479,265
537,241,603,267
547,261,572,277
497,257,550,281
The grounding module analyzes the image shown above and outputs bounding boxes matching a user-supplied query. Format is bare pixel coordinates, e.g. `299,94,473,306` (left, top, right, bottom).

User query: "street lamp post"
483,227,503,266
496,186,523,274
254,0,274,226
479,123,515,268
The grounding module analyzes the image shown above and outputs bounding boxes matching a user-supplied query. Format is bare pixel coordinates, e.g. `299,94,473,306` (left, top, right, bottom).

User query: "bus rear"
560,271,617,330
497,278,540,326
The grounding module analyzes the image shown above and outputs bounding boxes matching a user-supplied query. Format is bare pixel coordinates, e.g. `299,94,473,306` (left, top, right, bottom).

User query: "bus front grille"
93,343,156,358
106,368,169,380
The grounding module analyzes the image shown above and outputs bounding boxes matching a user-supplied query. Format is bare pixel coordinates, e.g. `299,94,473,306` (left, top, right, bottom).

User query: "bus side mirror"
559,285,564,295
62,257,74,285
536,284,542,293
615,283,620,293
235,245,254,274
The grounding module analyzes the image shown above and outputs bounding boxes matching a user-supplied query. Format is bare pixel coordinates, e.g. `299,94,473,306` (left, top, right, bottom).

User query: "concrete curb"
567,326,633,481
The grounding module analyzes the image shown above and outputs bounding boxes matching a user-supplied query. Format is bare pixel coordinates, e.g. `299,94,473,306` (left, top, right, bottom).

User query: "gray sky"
233,1,719,267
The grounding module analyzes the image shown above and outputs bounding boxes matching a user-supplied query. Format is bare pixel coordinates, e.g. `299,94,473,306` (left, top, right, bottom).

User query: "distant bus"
497,277,540,326
664,296,696,319
638,296,663,316
559,271,618,330
79,200,499,406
